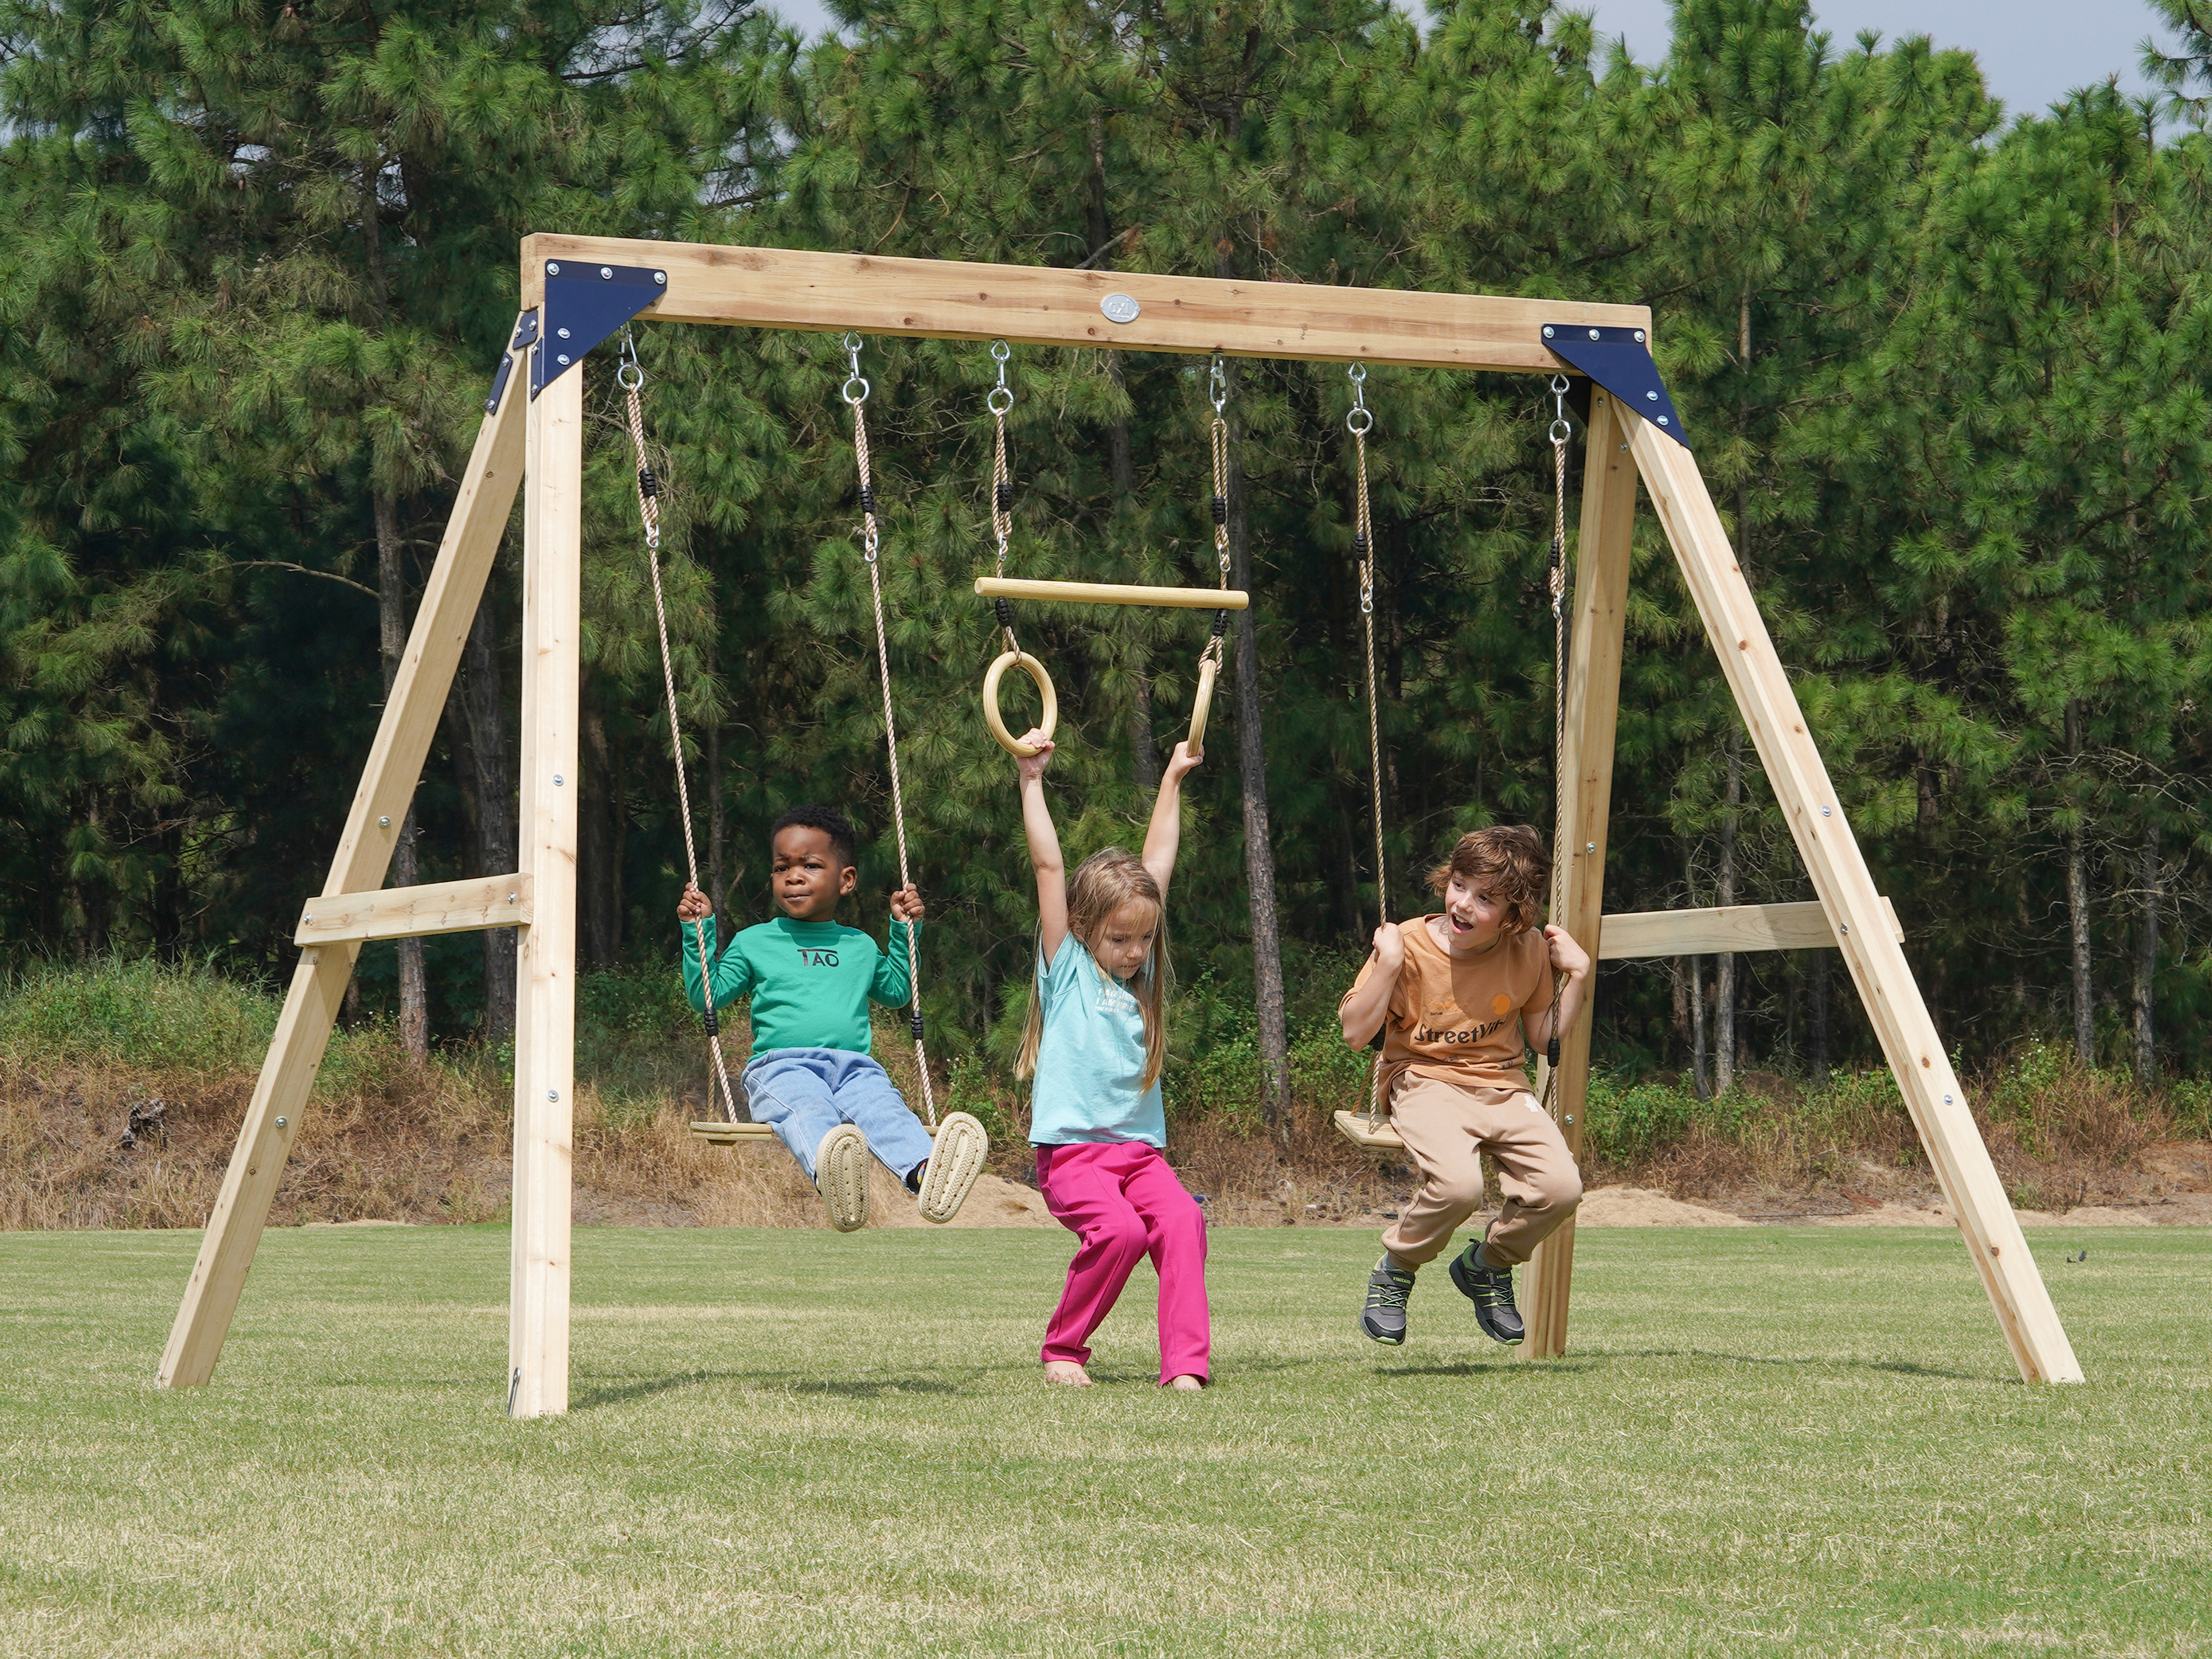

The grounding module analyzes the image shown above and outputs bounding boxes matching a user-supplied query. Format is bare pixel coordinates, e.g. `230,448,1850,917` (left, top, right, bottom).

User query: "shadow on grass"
571,1369,977,1411
1375,1359,1602,1379
1597,1345,2002,1383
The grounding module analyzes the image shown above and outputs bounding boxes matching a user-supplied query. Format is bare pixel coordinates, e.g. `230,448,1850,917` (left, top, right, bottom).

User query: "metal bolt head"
1543,325,1555,338
275,1117,288,1129
1645,390,1658,401
654,271,667,285
1585,842,1597,854
547,261,561,274
547,1090,560,1103
1635,329,1646,343
1944,1094,1954,1105
1563,1114,1575,1125
556,353,570,365
508,891,517,902
557,327,571,340
553,773,564,787
379,816,390,828
1588,328,1600,340
599,266,612,278
1839,924,1849,935
1658,416,1670,425
1821,806,1832,817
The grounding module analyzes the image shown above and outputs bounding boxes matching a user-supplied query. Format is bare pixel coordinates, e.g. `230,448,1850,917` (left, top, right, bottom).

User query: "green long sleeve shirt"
681,915,916,1059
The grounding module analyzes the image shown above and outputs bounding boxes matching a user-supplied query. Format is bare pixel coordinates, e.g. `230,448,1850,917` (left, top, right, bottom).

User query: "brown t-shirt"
1339,915,1556,1099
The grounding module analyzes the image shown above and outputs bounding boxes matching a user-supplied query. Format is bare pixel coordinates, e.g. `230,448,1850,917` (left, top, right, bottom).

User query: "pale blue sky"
761,1,2176,122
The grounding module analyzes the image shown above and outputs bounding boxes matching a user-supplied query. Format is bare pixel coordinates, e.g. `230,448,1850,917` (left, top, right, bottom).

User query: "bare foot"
1044,1360,1092,1387
1165,1374,1206,1391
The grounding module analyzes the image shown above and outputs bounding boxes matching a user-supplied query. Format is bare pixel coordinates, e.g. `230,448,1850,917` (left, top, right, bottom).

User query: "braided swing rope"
842,334,939,1128
1202,358,1233,674
1347,365,1391,1132
1540,373,1574,1119
1347,369,1575,1131
617,331,743,1124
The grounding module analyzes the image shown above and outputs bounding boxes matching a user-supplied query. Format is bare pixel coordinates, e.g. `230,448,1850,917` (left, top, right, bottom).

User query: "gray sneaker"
1447,1237,1524,1344
1360,1257,1417,1345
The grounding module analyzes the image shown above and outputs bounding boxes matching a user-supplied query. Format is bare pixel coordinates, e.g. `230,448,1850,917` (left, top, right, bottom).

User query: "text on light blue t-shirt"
1027,932,1166,1148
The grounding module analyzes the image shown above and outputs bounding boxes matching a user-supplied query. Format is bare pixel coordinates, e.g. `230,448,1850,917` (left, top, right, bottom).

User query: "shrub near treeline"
2,0,2210,1093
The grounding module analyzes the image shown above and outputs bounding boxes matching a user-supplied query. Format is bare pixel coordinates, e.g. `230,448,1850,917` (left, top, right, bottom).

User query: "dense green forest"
5,0,2211,1110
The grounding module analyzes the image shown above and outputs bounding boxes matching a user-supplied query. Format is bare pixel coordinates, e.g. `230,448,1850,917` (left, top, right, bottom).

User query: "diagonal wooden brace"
159,346,530,1391
1626,410,2081,1384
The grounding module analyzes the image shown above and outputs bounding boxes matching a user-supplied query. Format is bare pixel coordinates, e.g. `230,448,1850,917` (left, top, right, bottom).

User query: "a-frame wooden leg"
160,351,530,1389
508,352,583,1418
1522,389,1639,1360
1627,415,2083,1384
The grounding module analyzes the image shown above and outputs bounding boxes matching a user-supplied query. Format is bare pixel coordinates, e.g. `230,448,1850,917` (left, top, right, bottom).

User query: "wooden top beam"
518,236,1648,374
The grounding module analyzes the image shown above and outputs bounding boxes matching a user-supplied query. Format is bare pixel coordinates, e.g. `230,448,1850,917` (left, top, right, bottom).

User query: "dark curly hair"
1425,825,1551,936
769,804,860,869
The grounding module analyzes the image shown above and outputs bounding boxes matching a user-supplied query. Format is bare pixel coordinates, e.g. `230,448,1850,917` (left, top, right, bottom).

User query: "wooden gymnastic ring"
1186,655,1218,761
982,650,1058,758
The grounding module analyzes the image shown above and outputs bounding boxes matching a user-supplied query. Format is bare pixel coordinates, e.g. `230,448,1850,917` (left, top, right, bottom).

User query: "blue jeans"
741,1048,935,1184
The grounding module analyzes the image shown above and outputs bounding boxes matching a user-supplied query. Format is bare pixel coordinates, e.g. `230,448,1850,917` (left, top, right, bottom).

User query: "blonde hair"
1016,848,1172,1091
1426,825,1551,936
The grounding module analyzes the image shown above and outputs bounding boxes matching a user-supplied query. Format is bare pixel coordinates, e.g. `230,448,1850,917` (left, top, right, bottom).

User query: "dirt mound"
1575,1186,1749,1227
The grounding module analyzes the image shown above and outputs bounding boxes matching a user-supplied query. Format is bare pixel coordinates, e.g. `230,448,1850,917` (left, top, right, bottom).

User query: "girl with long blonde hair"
1013,726,1210,1390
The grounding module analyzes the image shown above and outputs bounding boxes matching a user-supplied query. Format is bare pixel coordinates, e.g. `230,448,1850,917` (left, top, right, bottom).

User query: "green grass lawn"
1,1223,2205,1657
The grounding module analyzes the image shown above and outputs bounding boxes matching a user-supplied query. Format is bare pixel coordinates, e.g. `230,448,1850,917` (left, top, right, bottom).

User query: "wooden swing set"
158,237,2083,1419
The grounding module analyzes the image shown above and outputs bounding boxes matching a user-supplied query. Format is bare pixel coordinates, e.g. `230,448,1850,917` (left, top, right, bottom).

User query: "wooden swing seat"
689,1118,946,1145
1332,1110,1405,1150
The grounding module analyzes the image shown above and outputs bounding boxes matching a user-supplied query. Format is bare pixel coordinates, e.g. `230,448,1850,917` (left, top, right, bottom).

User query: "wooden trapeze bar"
974,576,1249,611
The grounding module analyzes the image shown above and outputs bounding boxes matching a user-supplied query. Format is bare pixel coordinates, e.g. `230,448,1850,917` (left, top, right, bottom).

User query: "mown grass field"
1,1223,2205,1657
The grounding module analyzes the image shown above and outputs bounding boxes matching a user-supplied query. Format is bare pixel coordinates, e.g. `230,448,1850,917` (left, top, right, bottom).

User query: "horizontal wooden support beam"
1596,898,1902,961
975,577,1249,611
518,237,1650,375
295,875,533,946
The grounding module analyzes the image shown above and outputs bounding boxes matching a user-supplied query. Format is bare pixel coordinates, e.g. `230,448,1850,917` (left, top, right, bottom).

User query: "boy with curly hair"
1337,825,1592,1347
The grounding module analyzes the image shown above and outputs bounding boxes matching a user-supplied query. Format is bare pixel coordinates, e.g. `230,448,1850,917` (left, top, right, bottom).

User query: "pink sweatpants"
1035,1141,1211,1385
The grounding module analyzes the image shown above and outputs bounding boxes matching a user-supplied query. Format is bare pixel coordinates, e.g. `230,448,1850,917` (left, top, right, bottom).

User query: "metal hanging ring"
617,331,645,391
987,384,1014,416
1550,417,1572,445
1348,406,1374,436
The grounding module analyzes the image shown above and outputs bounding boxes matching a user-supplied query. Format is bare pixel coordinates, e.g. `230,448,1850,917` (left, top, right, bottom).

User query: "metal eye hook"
1549,372,1572,446
987,340,1014,415
1209,355,1228,414
1346,361,1373,435
617,328,645,390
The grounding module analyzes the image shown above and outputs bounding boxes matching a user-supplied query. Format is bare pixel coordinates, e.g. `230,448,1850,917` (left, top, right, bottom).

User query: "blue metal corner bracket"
530,260,667,398
1542,324,1688,448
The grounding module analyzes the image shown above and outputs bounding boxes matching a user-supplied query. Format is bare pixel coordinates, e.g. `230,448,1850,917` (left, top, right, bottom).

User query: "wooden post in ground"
1626,413,2082,1385
1521,389,1639,1361
160,358,528,1389
508,347,584,1418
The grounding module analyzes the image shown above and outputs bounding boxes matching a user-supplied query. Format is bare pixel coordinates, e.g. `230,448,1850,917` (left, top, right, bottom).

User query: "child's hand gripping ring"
1186,655,1217,760
982,650,1058,757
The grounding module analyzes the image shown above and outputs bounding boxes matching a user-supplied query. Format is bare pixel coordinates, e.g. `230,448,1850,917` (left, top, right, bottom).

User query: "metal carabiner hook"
1209,355,1228,415
1346,361,1373,436
1548,372,1572,447
987,339,1014,416
617,328,645,391
841,332,869,407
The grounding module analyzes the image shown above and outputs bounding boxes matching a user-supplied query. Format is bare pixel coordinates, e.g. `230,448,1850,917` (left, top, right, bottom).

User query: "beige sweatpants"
1380,1075,1583,1269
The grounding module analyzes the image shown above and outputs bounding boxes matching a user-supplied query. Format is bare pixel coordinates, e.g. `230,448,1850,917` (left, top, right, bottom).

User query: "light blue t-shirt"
1028,932,1166,1147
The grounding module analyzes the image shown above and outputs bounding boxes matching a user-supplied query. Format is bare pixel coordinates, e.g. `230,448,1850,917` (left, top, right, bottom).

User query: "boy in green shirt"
677,805,988,1232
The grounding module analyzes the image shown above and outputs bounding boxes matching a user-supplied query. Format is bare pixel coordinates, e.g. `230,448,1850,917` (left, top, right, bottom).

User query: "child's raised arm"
1140,741,1203,903
1014,730,1070,964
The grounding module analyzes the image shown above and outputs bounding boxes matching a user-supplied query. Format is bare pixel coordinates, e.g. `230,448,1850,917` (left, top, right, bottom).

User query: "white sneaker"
815,1124,870,1233
916,1112,989,1224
